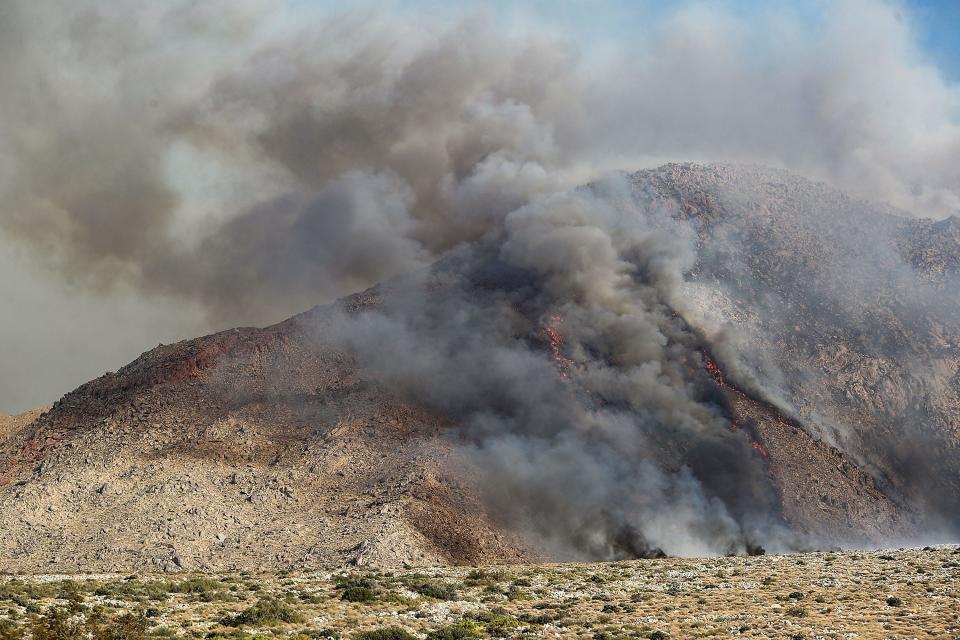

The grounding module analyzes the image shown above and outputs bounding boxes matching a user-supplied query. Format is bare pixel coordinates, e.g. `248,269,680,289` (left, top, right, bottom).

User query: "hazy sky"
0,0,958,414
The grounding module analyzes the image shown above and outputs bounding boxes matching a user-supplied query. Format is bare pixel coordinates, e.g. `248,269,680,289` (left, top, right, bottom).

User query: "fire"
704,356,725,386
705,354,771,462
545,315,572,380
752,440,769,459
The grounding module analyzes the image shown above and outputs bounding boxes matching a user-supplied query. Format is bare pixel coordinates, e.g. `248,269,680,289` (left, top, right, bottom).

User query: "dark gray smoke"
1,0,958,327
325,178,789,558
1,1,958,550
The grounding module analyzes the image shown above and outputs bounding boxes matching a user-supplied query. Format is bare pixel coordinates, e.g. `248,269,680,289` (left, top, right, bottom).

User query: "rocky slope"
1,163,958,572
637,164,960,535
0,295,533,572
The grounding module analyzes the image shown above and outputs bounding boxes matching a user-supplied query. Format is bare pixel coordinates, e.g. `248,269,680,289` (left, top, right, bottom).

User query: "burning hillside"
0,163,955,572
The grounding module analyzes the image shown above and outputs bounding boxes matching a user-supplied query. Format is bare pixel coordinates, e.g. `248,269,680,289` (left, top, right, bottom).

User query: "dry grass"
0,546,957,639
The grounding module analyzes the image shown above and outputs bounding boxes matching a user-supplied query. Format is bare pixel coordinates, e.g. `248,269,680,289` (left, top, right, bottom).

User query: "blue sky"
295,0,960,81
903,0,960,80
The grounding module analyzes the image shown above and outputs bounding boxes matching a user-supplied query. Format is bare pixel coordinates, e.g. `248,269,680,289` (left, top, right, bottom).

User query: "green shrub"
341,587,377,603
170,577,222,595
335,576,375,591
425,621,482,640
352,627,415,640
90,612,148,640
0,619,23,640
221,598,305,627
30,607,86,640
411,582,457,601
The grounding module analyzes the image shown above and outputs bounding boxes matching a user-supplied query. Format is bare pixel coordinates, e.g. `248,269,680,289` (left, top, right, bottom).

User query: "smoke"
1,0,958,328
324,179,789,558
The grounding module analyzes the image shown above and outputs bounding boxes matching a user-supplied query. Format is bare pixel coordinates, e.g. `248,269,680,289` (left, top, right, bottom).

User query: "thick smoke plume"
327,179,788,557
2,1,959,552
1,0,958,326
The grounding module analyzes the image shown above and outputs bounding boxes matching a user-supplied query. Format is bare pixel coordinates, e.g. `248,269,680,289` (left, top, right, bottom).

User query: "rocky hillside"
0,294,533,572
637,164,960,535
1,163,957,572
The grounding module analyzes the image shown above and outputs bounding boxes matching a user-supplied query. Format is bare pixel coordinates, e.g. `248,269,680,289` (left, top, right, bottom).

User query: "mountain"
1,163,957,572
640,164,960,535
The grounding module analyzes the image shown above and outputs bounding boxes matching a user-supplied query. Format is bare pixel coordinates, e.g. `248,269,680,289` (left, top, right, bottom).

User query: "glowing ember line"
704,356,725,386
705,354,771,462
545,315,572,380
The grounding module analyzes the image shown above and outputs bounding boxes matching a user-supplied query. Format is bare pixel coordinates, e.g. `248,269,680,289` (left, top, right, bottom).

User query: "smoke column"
325,177,791,557
1,0,959,550
1,0,957,326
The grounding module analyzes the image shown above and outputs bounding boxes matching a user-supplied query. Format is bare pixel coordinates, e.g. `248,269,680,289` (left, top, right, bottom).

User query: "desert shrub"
788,591,804,599
473,609,521,636
886,596,903,607
785,606,806,617
425,621,483,640
299,591,326,604
170,577,222,595
353,627,416,640
505,586,530,601
90,612,148,640
518,612,553,625
464,570,505,587
94,580,171,602
411,582,457,600
379,591,415,605
0,619,24,640
649,632,669,640
341,587,377,603
31,607,86,640
30,607,147,640
335,575,375,591
0,582,58,604
221,598,305,627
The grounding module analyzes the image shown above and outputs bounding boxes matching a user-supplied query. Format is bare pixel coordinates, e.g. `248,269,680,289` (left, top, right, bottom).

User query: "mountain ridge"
2,163,957,572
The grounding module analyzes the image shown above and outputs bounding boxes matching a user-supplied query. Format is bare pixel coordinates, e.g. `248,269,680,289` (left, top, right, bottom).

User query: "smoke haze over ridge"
3,0,959,412
1,0,959,555
1,2,958,338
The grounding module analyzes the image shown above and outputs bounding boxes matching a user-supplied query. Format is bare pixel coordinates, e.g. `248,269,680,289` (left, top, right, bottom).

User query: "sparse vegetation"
0,547,954,638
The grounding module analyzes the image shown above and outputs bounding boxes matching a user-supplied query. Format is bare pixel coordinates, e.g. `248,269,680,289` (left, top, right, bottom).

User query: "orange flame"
752,441,769,459
545,315,573,380
705,355,771,463
704,356,725,386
